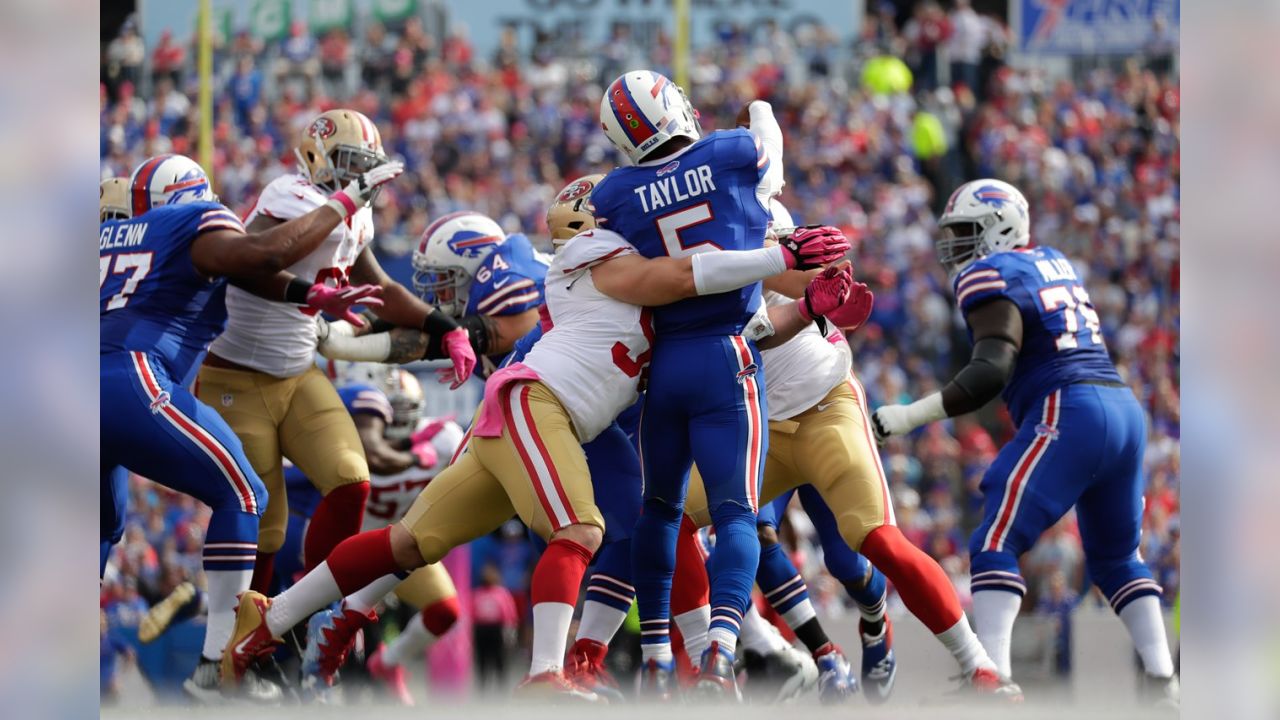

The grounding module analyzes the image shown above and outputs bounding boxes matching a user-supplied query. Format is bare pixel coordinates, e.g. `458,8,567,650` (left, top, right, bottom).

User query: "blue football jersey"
953,246,1122,424
502,322,544,367
590,128,772,338
100,202,245,382
465,233,549,318
337,382,394,425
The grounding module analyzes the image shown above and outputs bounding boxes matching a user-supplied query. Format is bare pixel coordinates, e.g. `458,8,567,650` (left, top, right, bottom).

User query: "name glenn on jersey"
100,222,148,250
632,164,717,214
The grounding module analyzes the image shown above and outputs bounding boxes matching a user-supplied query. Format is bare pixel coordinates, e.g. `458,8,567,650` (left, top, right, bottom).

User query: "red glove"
798,263,853,321
305,283,384,326
779,225,851,270
825,282,875,332
412,439,439,468
410,415,456,446
439,328,476,390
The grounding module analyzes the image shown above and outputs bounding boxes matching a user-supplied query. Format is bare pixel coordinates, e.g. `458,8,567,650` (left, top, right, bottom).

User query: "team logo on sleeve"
446,230,502,258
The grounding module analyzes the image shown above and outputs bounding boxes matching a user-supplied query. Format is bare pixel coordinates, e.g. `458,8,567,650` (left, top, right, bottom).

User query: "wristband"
421,309,461,336
906,393,947,427
284,278,312,304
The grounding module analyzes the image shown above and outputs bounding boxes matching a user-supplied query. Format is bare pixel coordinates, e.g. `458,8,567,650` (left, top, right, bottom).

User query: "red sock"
860,525,962,634
671,515,710,615
531,538,593,605
250,551,276,594
420,595,461,636
327,525,402,596
304,482,370,572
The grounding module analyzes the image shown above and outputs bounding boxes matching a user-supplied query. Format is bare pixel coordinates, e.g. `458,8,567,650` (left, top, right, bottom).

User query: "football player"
219,184,854,699
272,364,463,705
871,179,1179,706
99,177,129,221
101,152,397,699
194,109,476,603
590,71,813,696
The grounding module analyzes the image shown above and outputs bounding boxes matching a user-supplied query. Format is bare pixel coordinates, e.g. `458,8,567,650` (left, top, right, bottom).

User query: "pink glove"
798,263,853,321
410,415,456,446
825,282,875,332
440,327,477,390
779,225,851,270
306,283,384,326
412,439,439,468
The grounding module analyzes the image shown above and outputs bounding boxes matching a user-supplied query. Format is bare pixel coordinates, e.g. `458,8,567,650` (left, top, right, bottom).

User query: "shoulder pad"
554,229,636,276
254,174,323,221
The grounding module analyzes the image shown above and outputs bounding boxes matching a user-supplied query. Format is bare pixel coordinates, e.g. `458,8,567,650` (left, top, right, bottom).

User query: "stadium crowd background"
99,1,1179,698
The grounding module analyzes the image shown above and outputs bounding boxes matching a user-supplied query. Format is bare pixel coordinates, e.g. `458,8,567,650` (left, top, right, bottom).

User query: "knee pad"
322,451,370,492
642,496,684,525
756,524,779,546
257,506,287,554
1086,553,1160,613
970,550,1027,596
835,510,876,552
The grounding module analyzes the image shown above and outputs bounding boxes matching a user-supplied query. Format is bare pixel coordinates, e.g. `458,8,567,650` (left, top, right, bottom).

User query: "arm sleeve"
691,245,787,295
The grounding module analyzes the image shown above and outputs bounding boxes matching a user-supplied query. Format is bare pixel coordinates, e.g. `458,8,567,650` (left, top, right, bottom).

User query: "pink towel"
473,362,541,437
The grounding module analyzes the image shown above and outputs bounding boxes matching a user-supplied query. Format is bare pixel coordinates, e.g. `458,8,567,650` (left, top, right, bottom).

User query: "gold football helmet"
546,174,605,248
294,109,387,192
100,177,130,221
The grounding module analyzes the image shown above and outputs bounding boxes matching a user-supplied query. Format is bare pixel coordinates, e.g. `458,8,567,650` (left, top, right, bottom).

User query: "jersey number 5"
656,202,717,257
100,252,154,310
1038,284,1103,350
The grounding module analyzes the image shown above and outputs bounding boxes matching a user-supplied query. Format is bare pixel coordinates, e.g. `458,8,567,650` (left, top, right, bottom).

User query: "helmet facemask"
936,220,985,276
412,265,471,318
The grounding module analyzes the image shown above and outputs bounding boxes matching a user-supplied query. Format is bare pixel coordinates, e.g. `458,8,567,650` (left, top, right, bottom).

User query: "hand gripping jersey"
464,233,550,319
100,202,246,383
589,128,774,338
209,173,375,377
519,229,653,442
953,246,1122,424
757,290,852,421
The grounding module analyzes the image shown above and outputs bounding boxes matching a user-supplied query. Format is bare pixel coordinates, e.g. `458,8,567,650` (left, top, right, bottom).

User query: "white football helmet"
600,70,701,163
100,177,130,222
381,369,425,440
412,212,507,317
936,179,1031,274
128,154,216,217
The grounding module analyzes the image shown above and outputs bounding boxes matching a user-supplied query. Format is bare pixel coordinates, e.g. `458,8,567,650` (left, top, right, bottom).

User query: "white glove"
325,160,405,219
870,393,946,443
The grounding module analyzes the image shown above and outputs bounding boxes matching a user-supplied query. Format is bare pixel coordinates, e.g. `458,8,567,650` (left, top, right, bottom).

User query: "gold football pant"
399,381,604,564
393,562,458,609
196,364,369,552
685,374,893,550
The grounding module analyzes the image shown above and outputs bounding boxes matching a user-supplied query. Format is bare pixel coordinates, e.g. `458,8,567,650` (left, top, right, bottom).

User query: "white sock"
972,590,1022,677
936,614,997,675
707,626,739,655
739,603,789,655
673,605,711,662
575,600,628,645
641,641,674,664
529,602,575,675
780,597,817,629
344,573,402,614
201,568,252,659
1118,595,1175,677
382,611,434,667
265,561,341,636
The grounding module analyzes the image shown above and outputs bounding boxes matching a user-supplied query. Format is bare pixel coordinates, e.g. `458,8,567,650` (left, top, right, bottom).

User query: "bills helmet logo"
162,167,210,205
556,179,595,203
446,230,502,258
656,160,681,176
972,185,1013,208
309,116,337,139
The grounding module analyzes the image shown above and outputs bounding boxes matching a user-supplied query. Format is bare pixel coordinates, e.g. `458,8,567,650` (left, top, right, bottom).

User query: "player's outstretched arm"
353,413,417,476
754,263,862,349
190,161,403,278
871,299,1023,441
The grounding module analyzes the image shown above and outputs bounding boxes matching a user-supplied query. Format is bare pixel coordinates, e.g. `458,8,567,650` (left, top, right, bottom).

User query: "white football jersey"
361,416,465,531
759,290,852,420
522,229,650,442
208,173,375,378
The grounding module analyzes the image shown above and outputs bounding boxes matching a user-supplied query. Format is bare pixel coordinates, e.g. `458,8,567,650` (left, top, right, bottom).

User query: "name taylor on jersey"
630,162,718,214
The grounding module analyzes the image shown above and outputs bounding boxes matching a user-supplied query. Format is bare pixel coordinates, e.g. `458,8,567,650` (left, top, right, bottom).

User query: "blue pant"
969,383,1160,613
101,466,130,576
757,485,874,587
634,334,767,648
101,351,265,572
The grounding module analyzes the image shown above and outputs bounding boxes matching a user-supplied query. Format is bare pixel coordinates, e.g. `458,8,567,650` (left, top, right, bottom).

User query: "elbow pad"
944,337,1018,415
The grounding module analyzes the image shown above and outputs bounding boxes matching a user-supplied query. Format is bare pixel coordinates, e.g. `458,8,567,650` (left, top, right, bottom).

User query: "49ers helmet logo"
556,178,595,203
309,117,337,139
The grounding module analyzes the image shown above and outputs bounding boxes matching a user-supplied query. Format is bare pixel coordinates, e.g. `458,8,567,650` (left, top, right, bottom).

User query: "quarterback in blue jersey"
591,70,849,695
871,179,1179,706
100,152,399,699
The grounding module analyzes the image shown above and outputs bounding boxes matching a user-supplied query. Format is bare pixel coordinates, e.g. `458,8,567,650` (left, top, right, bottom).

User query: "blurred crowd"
100,0,1179,681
